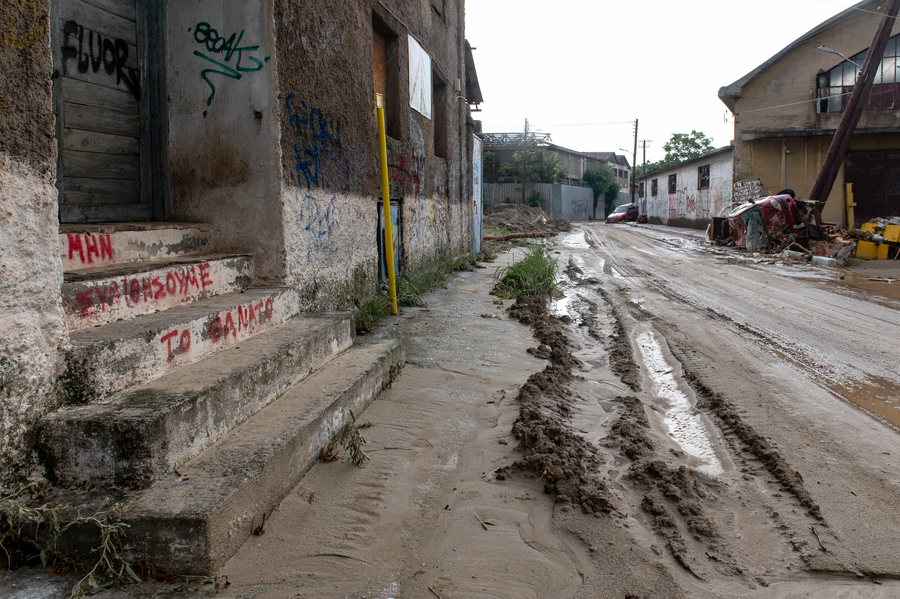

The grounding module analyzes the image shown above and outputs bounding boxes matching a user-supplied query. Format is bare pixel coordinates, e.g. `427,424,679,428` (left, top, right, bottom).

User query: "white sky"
465,0,856,166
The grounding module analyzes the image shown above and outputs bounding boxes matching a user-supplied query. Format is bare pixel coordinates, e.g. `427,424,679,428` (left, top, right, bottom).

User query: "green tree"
497,148,567,185
642,131,715,174
582,166,620,218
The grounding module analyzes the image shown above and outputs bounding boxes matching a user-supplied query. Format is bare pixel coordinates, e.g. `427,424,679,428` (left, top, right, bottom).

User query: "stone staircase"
37,223,403,575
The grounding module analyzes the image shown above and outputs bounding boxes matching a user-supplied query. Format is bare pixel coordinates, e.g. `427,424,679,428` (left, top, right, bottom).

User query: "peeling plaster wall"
275,0,470,309
166,0,285,283
0,3,68,477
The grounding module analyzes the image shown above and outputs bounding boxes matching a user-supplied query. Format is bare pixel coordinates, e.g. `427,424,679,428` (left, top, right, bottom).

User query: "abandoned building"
719,0,900,227
0,0,482,573
637,146,734,225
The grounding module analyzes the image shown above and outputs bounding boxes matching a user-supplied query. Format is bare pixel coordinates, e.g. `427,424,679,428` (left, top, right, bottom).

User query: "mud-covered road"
19,223,900,599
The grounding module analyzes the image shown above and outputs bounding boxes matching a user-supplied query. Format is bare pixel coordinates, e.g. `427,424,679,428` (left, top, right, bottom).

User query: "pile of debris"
483,203,571,240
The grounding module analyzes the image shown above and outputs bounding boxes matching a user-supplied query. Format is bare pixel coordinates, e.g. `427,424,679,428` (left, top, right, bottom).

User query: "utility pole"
521,119,529,205
630,119,638,204
639,139,651,214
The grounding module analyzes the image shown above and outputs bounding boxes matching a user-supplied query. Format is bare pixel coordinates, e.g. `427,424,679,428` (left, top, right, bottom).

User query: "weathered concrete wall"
166,0,285,283
0,2,68,478
729,8,900,224
0,157,67,479
275,0,470,308
641,150,733,222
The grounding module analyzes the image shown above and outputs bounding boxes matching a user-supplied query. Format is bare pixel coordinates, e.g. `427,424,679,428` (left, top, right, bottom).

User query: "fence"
483,183,597,221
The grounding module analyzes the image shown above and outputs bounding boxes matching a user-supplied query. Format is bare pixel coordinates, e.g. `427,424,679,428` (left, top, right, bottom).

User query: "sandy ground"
5,226,900,598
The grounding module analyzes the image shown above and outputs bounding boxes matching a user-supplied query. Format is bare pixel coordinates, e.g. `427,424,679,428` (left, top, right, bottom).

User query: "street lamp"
818,44,862,69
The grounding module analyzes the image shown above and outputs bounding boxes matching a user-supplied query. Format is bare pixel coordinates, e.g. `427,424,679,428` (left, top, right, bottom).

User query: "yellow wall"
731,8,900,226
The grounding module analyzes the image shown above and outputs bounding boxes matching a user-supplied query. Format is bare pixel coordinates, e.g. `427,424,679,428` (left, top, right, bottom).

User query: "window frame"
668,174,677,194
698,165,710,190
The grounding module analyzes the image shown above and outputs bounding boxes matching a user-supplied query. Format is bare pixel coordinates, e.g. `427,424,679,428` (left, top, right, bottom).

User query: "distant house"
719,0,900,227
582,152,633,191
483,135,630,188
637,147,734,226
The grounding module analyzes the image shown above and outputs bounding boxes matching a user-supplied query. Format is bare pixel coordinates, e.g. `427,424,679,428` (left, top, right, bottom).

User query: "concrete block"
39,313,354,489
811,256,838,268
781,250,808,261
63,254,251,331
60,223,211,272
62,288,300,404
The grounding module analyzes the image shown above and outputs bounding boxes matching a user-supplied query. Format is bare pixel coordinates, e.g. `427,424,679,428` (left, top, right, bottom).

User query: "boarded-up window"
698,165,710,190
373,17,400,138
433,73,447,158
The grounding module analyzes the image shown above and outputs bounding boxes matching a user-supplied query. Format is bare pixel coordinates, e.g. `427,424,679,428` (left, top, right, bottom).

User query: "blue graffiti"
284,97,366,261
190,22,269,117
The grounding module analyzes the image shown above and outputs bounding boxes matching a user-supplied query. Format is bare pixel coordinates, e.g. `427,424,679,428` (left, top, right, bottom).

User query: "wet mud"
499,295,613,514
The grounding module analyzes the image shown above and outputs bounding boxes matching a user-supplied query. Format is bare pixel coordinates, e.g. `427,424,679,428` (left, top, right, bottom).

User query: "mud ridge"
596,288,640,391
681,368,823,520
499,295,614,514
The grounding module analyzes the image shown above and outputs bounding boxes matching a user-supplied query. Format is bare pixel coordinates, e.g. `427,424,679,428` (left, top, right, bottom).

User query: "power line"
738,90,852,113
816,0,899,19
483,120,633,131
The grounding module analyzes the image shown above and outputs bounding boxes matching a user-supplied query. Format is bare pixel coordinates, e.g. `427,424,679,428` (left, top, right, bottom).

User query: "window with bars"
651,178,658,196
668,174,677,194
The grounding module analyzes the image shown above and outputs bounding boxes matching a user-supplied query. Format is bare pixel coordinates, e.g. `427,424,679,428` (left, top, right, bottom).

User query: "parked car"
606,203,639,223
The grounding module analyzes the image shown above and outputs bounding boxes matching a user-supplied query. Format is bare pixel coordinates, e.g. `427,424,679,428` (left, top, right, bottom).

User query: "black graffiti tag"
61,20,140,101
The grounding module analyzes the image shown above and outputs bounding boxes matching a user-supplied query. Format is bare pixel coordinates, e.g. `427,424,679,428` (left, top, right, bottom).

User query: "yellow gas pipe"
376,94,398,315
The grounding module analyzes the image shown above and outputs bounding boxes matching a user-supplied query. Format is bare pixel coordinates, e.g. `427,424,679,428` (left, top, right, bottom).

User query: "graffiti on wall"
285,95,366,261
190,22,269,117
387,145,422,201
61,20,140,100
75,263,214,318
685,193,696,215
160,297,275,362
67,233,114,265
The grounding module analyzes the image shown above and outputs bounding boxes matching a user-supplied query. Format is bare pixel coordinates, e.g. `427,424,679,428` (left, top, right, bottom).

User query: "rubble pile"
483,203,571,236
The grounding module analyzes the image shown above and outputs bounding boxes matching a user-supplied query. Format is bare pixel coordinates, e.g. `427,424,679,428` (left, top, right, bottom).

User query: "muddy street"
20,223,900,599
202,222,900,598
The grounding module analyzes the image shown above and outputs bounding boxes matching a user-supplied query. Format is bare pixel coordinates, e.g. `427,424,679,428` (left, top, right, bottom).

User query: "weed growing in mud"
324,410,370,468
355,253,486,333
0,483,142,598
388,362,403,384
356,293,392,334
492,244,558,298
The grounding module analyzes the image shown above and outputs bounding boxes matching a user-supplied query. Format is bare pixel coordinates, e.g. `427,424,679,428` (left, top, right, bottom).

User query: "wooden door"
54,0,153,222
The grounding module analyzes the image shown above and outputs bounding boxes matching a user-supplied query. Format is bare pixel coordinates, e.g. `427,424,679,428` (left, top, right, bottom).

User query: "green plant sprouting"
492,244,558,298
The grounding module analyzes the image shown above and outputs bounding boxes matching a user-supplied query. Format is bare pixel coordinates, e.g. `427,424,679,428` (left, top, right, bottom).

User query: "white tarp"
408,35,432,119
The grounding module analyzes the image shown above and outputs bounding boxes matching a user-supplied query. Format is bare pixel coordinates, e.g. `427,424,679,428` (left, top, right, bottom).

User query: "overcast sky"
465,0,857,166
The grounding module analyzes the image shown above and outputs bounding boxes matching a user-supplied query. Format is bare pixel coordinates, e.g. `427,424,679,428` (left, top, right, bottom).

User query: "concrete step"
47,338,403,576
127,338,403,575
60,223,211,273
61,287,300,404
63,253,252,332
40,313,355,490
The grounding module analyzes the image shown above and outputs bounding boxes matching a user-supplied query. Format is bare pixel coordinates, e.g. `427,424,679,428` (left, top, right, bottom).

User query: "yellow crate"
878,243,890,260
883,224,900,243
861,223,878,234
856,240,878,260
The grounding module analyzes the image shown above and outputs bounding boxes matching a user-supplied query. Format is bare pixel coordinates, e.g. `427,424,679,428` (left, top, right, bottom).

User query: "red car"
606,203,639,223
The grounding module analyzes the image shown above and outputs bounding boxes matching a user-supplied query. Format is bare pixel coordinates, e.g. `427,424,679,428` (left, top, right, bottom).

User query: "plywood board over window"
53,0,154,223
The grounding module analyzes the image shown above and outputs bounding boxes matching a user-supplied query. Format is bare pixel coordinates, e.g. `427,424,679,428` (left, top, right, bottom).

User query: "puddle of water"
637,331,723,476
562,230,590,249
768,347,900,429
551,285,580,320
831,272,900,302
